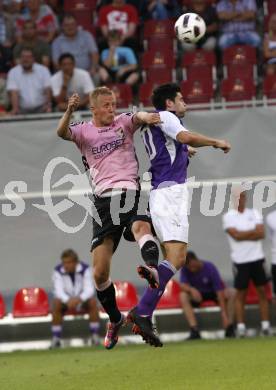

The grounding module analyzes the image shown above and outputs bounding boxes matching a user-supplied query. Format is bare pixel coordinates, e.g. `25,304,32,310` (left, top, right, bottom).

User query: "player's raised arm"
56,93,80,140
177,131,231,154
133,111,162,127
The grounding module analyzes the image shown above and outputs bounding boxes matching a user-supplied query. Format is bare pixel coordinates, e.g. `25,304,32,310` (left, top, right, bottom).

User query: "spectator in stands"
180,251,235,340
141,0,181,20
0,0,16,48
16,0,58,43
223,189,271,337
216,0,261,49
6,47,51,114
52,14,99,82
13,20,50,67
182,0,218,51
99,29,139,87
51,53,95,111
98,0,139,50
51,249,100,348
263,13,276,76
266,209,276,300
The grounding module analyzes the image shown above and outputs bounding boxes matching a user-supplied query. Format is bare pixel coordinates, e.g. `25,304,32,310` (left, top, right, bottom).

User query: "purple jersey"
141,111,189,189
180,261,224,293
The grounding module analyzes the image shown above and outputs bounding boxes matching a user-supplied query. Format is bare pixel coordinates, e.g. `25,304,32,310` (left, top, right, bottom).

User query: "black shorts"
233,259,268,290
91,190,152,253
271,264,276,294
191,291,218,308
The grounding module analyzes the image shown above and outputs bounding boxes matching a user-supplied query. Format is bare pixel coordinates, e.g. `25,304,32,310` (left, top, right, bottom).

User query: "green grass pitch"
1,338,276,390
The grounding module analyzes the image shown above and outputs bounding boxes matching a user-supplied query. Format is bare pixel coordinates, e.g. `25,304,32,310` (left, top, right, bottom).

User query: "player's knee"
131,220,151,237
180,291,190,305
52,298,63,313
257,286,267,300
87,297,97,310
93,268,109,286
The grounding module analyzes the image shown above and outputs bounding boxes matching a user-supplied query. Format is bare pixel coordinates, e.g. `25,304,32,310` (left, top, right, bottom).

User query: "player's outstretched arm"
176,131,231,154
133,111,162,127
56,93,80,140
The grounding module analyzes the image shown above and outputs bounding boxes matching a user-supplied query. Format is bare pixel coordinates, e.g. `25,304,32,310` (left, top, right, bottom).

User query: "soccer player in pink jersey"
56,87,162,349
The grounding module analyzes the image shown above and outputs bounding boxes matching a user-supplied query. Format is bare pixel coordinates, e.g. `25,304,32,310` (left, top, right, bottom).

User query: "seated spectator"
52,14,99,81
216,0,261,49
13,20,51,68
182,0,218,51
51,53,95,111
6,48,51,114
99,29,139,87
51,249,100,348
180,251,235,340
141,0,181,20
264,14,276,76
16,0,58,43
0,0,16,48
98,0,139,50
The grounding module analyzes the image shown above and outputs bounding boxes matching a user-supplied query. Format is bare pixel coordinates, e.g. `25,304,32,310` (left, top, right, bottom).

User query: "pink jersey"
69,113,139,195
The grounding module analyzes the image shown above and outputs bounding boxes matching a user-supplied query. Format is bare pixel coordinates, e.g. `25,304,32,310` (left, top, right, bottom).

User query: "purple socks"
136,260,177,317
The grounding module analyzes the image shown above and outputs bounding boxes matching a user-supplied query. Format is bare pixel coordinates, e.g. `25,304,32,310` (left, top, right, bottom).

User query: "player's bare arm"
56,93,80,141
133,111,162,127
176,131,231,153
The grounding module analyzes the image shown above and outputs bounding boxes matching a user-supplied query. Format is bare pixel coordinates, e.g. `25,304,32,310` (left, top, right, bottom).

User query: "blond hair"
90,86,114,106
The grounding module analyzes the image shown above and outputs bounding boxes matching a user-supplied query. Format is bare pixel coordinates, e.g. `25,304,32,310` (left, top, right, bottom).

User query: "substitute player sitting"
127,83,231,347
180,251,235,340
56,88,161,349
51,249,100,348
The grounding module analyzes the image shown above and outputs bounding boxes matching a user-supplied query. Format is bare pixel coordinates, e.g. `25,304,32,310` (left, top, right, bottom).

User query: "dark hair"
151,83,181,110
20,47,34,56
186,251,198,262
61,249,79,262
58,53,75,65
62,13,77,23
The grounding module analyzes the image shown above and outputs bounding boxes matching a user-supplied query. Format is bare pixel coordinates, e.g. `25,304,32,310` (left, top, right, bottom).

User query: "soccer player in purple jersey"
56,88,163,349
127,83,231,347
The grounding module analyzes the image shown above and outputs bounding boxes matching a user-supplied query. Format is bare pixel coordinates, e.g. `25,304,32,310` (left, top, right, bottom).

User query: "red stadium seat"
146,38,175,55
143,19,175,40
223,46,257,81
70,10,93,30
113,281,138,312
181,79,214,104
266,0,276,15
200,300,218,308
157,280,181,309
263,75,276,99
182,50,217,83
13,287,50,317
221,77,256,102
108,84,133,108
142,51,176,70
0,294,6,318
64,0,97,11
139,82,155,107
245,281,272,305
144,68,174,84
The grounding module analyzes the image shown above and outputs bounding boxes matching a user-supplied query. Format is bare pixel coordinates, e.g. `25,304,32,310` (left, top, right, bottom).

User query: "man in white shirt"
7,48,51,114
51,53,95,111
266,208,276,296
51,249,100,348
223,190,271,337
